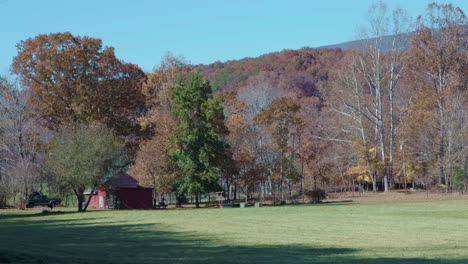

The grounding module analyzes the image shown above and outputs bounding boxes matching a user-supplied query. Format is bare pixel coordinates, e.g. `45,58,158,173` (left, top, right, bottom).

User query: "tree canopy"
12,32,147,137
46,123,125,211
169,72,230,207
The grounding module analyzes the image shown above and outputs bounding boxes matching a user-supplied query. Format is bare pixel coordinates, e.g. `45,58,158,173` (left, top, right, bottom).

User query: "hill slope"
198,47,345,97
197,32,417,96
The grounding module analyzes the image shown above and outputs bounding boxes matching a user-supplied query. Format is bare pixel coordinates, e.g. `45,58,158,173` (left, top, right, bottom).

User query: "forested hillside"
198,47,344,98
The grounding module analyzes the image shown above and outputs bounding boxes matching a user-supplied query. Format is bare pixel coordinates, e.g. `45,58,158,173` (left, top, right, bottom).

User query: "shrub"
305,189,327,203
452,168,468,192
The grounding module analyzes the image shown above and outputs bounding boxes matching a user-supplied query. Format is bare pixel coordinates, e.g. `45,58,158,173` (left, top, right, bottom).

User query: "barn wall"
86,186,107,209
87,195,98,208
119,188,153,209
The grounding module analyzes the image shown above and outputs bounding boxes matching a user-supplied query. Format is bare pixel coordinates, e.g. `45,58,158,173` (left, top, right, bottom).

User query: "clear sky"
1,0,467,73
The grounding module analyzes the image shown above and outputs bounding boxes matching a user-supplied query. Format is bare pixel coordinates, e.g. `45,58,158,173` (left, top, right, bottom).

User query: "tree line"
0,2,466,211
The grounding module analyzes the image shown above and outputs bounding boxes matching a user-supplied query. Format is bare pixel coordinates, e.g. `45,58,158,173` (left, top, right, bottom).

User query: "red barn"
85,173,153,209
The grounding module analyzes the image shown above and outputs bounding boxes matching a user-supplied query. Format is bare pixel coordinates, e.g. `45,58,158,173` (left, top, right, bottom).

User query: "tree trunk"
388,63,395,190
195,193,200,208
83,192,93,212
438,100,446,185
226,183,230,201
436,66,447,186
280,155,284,202
176,195,183,207
245,185,248,204
301,160,305,196
267,172,273,195
74,188,85,212
377,77,389,192
360,125,377,192
233,183,237,200
371,174,377,191
403,160,407,190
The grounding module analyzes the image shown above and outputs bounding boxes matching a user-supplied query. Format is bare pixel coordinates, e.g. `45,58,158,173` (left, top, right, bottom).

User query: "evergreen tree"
170,72,229,207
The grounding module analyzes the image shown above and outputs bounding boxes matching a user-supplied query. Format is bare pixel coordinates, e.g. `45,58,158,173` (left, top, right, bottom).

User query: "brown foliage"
11,32,146,137
131,54,192,194
404,3,468,185
198,47,344,97
129,135,177,193
139,53,193,135
254,97,302,152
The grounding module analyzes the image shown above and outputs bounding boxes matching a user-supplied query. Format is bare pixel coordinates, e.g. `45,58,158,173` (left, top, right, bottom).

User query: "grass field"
0,196,467,264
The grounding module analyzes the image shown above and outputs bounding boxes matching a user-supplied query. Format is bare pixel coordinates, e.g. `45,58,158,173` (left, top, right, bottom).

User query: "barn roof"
103,173,141,189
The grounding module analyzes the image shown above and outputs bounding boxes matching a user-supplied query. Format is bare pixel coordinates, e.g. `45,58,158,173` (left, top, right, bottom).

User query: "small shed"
85,173,153,209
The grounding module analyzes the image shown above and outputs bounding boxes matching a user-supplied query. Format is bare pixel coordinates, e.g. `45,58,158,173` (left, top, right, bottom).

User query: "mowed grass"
0,198,467,264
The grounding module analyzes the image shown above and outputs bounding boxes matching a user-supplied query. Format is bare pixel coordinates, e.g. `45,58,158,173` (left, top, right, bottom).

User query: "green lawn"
0,199,467,264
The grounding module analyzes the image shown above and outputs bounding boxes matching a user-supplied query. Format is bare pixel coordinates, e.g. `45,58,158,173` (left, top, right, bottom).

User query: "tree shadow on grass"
260,201,354,208
0,213,465,264
0,210,97,220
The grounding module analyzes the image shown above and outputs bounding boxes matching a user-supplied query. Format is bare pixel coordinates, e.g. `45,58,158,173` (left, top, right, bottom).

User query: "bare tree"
329,1,411,191
323,53,379,191
0,76,43,208
444,94,467,188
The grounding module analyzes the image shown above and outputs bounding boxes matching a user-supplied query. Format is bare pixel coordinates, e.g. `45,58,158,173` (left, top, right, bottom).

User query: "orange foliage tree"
12,32,146,139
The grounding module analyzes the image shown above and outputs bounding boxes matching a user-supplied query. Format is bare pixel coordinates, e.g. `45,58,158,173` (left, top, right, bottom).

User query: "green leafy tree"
170,72,229,207
452,166,468,192
46,123,125,211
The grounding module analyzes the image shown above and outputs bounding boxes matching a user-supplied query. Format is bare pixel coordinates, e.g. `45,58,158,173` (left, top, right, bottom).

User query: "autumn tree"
170,72,230,208
130,54,192,198
11,32,146,138
321,52,378,191
254,97,302,202
356,1,411,191
323,2,411,192
221,90,263,201
138,52,193,135
296,97,341,194
235,73,291,198
407,3,467,187
46,123,125,212
129,137,177,205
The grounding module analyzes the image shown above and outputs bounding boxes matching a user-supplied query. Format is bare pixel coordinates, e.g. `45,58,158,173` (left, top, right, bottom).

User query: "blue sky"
1,0,467,73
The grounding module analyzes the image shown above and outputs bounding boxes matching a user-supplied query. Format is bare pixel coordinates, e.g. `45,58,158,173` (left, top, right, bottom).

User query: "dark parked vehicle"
26,192,61,209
